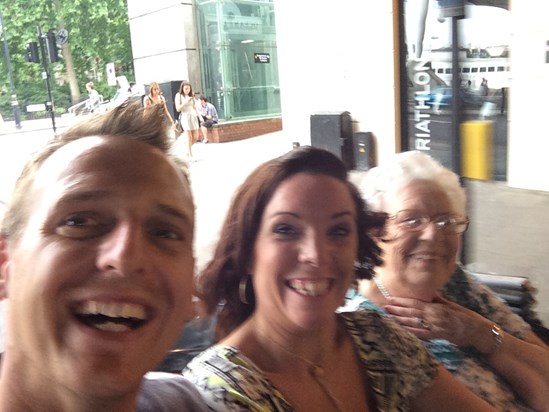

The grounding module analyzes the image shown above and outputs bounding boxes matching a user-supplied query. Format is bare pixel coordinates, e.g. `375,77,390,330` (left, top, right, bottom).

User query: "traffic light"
45,31,61,63
25,42,40,64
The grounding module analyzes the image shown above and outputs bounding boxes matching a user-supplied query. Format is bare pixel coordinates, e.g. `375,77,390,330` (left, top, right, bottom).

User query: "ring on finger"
417,317,430,330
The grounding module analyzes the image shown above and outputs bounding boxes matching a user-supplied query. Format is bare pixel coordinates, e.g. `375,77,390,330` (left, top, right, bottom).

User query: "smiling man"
0,102,208,411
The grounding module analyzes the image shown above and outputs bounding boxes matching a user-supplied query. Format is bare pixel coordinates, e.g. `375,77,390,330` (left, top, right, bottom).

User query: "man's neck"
0,362,137,412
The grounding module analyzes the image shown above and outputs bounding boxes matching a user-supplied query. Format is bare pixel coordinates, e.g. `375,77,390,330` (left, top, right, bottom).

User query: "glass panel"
195,0,281,120
401,0,510,181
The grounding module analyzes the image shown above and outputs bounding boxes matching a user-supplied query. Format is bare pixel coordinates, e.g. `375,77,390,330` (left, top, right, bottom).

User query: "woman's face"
151,86,160,95
380,179,460,296
183,84,191,95
250,173,358,332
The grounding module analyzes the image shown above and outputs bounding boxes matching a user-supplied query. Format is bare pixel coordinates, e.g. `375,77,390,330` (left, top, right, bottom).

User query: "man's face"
0,136,195,398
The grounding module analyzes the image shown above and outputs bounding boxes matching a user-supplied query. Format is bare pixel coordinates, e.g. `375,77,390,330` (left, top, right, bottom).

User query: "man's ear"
0,236,11,300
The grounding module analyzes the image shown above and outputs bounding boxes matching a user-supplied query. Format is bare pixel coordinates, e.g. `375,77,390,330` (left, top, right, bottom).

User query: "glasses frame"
387,210,469,234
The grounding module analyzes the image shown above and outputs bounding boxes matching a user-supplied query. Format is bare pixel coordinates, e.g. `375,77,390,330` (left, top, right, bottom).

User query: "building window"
195,0,281,120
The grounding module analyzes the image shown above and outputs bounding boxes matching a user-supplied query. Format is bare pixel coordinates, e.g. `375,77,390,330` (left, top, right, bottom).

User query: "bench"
471,272,549,343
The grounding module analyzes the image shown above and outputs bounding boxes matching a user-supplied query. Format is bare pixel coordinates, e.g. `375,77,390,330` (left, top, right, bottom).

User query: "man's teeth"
77,301,146,320
288,279,331,296
74,301,147,331
95,322,132,332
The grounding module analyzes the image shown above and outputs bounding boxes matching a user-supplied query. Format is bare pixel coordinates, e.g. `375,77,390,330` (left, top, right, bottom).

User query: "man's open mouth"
73,301,148,332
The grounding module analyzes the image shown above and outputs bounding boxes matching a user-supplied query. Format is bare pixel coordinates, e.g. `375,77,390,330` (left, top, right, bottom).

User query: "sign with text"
254,53,270,64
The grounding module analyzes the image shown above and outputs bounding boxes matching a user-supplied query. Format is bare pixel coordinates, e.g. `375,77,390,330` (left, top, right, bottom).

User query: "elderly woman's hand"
383,294,492,349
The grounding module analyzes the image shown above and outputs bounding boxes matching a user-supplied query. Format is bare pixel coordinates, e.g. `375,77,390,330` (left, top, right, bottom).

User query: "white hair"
355,151,467,216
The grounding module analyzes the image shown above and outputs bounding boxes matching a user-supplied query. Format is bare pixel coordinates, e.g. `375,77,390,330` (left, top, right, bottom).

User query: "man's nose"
96,222,147,275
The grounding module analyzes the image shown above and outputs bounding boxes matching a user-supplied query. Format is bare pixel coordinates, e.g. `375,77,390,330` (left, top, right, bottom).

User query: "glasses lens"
393,211,468,234
394,211,426,231
454,220,469,234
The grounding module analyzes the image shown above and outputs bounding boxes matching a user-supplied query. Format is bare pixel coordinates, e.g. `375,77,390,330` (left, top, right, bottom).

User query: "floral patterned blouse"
182,310,438,411
342,266,533,411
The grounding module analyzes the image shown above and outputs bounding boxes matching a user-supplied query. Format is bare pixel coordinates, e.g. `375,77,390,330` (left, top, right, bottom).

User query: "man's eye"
64,215,98,227
56,214,107,239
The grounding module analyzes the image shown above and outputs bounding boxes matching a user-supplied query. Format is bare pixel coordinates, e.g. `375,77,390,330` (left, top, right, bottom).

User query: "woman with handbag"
175,81,202,161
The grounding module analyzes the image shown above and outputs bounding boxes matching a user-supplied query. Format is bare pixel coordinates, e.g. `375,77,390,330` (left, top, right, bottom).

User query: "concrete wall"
464,179,549,325
127,0,202,88
508,0,549,192
273,1,401,160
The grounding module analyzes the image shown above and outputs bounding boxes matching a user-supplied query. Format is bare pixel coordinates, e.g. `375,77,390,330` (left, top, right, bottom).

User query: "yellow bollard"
460,120,493,180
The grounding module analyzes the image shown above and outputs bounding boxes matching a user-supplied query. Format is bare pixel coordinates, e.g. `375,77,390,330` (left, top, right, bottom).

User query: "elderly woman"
350,150,549,411
183,146,496,411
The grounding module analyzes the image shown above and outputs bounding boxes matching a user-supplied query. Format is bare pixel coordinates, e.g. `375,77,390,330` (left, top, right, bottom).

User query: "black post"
0,9,22,129
36,25,56,133
451,15,462,176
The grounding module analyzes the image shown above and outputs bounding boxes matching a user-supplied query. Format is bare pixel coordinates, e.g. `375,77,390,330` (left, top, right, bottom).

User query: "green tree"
0,0,132,120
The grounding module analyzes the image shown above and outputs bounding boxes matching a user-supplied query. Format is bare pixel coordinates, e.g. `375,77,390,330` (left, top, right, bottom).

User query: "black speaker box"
353,132,376,171
158,80,184,120
310,111,354,170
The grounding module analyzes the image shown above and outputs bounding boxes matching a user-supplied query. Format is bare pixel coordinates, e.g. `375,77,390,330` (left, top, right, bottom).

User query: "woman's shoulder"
444,266,530,337
339,310,439,401
183,345,291,411
340,309,432,356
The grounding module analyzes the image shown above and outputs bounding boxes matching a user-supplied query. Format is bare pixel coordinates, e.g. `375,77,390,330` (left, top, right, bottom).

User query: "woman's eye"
151,227,183,241
436,216,454,227
273,224,298,237
329,224,351,237
401,217,421,227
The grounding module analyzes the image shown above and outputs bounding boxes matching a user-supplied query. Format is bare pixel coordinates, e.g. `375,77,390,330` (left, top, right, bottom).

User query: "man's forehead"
39,135,155,178
35,135,190,194
31,135,194,215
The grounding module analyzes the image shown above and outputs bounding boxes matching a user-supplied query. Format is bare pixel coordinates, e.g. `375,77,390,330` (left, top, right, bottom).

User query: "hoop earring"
239,275,252,305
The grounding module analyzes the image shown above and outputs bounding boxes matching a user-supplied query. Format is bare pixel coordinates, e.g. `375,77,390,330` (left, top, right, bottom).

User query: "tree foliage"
0,0,132,120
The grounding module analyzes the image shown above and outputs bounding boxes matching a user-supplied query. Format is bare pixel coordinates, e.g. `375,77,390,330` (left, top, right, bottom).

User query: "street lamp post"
0,8,22,129
37,26,56,133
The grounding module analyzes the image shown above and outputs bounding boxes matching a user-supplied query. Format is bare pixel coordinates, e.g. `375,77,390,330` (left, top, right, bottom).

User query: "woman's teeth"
287,279,331,296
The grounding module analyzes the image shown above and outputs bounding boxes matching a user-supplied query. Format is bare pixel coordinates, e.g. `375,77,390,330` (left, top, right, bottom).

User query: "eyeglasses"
388,210,469,234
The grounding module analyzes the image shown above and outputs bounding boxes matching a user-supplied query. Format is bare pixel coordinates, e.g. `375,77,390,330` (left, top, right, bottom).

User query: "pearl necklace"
258,331,347,412
373,276,391,299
